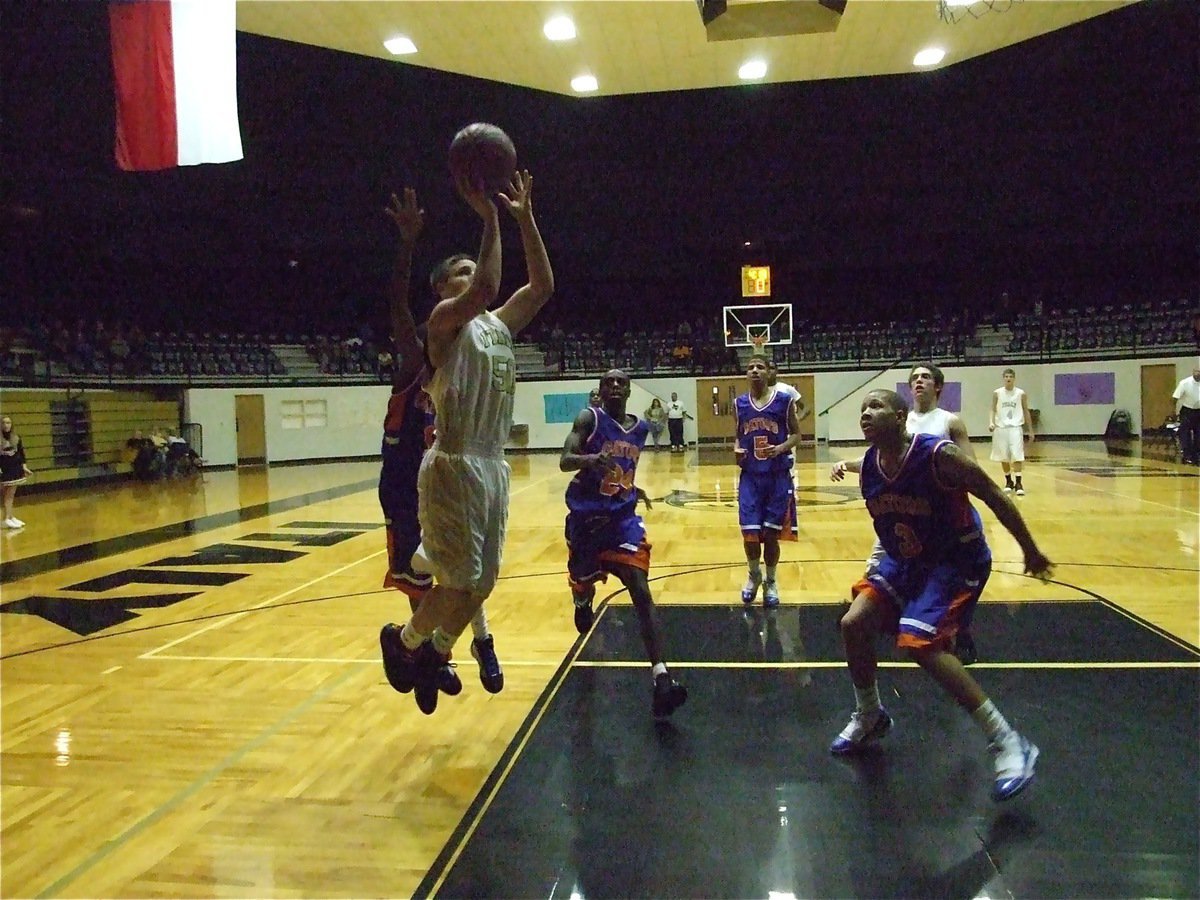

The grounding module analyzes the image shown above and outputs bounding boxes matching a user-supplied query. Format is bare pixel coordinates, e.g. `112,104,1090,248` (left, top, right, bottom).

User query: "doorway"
234,394,267,465
1140,364,1177,433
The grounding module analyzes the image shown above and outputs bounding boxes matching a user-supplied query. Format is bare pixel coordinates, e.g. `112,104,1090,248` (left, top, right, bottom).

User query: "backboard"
722,303,793,348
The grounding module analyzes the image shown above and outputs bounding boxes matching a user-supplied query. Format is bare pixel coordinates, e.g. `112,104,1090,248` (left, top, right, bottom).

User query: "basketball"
448,122,517,194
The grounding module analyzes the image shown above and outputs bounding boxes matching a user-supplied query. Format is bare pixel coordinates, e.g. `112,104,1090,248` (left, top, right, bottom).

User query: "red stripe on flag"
108,1,177,172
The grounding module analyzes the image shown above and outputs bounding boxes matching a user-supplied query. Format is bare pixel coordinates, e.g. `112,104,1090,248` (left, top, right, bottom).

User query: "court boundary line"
142,654,1200,670
571,660,1200,669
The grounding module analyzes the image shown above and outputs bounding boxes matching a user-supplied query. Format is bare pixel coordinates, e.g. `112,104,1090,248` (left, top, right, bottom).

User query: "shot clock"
741,265,771,298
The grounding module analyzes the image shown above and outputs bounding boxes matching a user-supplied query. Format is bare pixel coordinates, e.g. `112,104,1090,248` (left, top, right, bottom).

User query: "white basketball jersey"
426,310,515,456
774,380,801,402
994,387,1025,428
907,406,954,438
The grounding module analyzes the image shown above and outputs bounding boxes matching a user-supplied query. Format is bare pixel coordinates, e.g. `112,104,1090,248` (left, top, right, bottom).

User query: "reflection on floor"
431,604,1200,900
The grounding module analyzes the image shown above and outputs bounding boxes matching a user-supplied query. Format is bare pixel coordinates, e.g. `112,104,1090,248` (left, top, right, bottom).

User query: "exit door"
234,394,267,465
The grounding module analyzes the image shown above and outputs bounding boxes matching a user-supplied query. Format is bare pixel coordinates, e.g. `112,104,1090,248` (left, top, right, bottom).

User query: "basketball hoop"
937,0,1023,25
722,303,793,348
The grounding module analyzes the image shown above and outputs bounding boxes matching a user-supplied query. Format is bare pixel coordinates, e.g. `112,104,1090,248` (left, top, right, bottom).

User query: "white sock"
470,607,490,640
853,682,882,713
747,560,762,579
971,699,1014,743
399,622,427,650
431,627,458,657
651,662,667,679
765,564,777,583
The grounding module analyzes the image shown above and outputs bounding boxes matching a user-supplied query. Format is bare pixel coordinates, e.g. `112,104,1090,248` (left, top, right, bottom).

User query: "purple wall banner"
1054,372,1115,405
896,382,961,413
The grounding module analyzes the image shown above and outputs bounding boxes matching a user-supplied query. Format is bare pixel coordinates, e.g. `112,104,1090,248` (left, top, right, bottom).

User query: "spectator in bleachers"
377,346,395,382
108,328,131,372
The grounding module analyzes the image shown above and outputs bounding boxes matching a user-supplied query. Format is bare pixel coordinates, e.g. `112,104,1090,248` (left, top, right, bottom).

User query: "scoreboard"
741,265,771,298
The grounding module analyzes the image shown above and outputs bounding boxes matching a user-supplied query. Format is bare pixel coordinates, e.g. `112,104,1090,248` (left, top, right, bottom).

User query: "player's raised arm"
426,178,501,368
383,189,426,386
495,171,554,338
935,443,1053,579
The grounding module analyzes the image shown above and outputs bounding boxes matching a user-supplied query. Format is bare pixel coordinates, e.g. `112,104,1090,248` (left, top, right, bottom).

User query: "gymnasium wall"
183,356,1196,465
184,385,393,468
815,355,1195,443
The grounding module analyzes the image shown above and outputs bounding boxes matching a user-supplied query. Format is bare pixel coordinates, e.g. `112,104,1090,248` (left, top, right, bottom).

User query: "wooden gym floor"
1,440,1197,898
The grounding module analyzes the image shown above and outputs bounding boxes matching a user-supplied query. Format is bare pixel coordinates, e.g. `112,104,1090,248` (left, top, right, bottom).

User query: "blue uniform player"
735,355,802,608
380,371,436,601
561,369,687,720
829,388,1053,803
376,188,503,708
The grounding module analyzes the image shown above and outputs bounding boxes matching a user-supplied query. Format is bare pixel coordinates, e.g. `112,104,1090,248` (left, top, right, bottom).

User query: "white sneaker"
9,517,23,527
763,580,780,608
829,707,893,755
1015,486,1025,496
990,731,1039,801
3,518,22,529
741,573,762,604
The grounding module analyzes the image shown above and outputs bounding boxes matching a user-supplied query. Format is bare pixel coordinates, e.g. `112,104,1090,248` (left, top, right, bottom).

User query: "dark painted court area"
429,603,1200,899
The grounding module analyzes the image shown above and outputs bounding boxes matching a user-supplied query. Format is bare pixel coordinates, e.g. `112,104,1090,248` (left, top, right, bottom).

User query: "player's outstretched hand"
497,170,533,221
1024,548,1053,582
384,188,424,245
635,487,653,510
830,460,848,482
455,173,497,219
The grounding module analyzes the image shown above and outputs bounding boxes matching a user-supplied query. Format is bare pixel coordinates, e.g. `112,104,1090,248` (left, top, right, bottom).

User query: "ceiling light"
544,16,576,41
913,47,946,67
383,36,417,55
738,59,768,80
571,74,598,93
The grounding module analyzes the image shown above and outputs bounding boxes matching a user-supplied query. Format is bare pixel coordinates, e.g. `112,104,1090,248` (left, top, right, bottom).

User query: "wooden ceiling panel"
235,1,1139,96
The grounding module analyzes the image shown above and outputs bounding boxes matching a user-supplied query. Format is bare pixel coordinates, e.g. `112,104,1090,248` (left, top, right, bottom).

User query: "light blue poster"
545,393,591,424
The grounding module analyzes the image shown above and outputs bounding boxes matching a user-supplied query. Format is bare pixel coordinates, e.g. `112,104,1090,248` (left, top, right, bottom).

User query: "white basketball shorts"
990,426,1025,462
417,449,510,597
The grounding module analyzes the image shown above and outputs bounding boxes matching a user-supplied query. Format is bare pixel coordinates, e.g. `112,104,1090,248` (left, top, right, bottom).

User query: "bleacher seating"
2,293,1194,389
